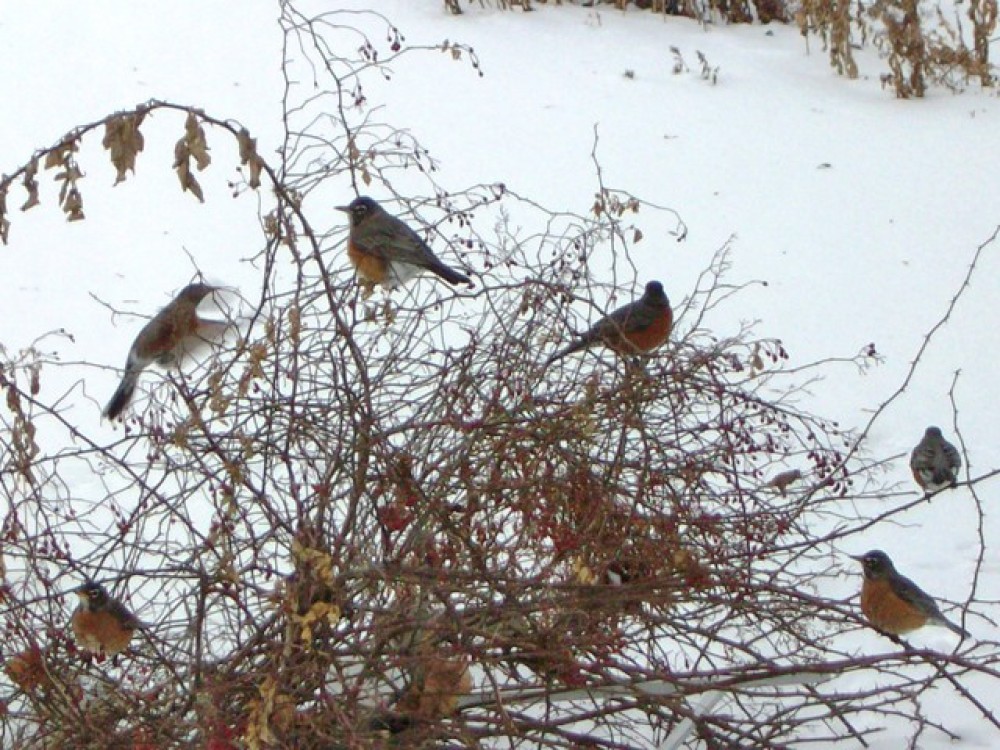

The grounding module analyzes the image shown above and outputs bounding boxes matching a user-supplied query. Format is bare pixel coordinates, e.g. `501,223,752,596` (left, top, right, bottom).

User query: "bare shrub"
1,5,998,750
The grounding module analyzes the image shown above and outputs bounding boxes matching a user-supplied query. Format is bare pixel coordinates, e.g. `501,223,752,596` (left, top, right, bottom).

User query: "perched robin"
546,280,673,366
852,550,968,638
104,283,227,420
910,426,961,492
335,196,472,288
5,645,49,692
71,580,143,655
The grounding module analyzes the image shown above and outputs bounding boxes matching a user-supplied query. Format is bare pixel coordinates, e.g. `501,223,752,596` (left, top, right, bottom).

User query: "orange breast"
610,308,673,354
348,240,390,284
72,609,135,655
860,578,927,634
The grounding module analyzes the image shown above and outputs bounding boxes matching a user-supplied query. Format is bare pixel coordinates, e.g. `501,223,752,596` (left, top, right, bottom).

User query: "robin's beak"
848,554,865,563
335,205,350,213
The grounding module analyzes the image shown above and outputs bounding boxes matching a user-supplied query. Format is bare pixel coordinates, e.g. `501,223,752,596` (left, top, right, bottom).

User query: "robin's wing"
131,304,193,364
940,440,962,472
890,573,945,619
108,599,144,630
896,573,969,635
356,216,442,269
593,298,659,338
909,440,933,471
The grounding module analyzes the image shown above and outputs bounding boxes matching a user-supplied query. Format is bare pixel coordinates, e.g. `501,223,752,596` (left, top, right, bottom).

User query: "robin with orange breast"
104,282,227,420
545,280,672,367
910,426,961,493
852,550,968,638
336,196,472,289
71,580,144,655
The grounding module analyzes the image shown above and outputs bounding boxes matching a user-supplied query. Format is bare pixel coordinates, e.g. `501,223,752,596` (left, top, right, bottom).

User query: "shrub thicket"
1,5,998,749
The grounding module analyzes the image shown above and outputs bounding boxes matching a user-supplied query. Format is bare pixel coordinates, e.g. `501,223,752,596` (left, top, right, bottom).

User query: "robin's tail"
428,261,472,286
943,616,970,639
544,339,587,368
931,463,959,488
104,368,140,420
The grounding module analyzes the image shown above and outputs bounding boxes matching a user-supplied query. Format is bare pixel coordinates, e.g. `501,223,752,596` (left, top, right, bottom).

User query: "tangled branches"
0,5,997,750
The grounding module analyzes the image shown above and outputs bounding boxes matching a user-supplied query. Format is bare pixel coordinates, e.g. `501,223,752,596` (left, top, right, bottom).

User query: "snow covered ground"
1,1,999,747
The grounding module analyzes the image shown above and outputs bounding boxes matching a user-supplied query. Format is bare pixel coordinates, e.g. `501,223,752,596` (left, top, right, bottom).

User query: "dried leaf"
63,187,85,222
43,149,63,170
237,128,263,189
20,160,39,212
43,140,79,171
173,139,190,168
102,113,146,185
183,172,205,203
572,557,597,584
54,165,84,205
173,144,205,203
245,676,279,750
294,601,341,643
633,228,644,243
184,111,211,171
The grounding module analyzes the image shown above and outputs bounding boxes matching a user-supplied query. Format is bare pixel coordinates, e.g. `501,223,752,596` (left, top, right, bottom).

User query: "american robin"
546,280,673,366
335,196,472,288
910,426,961,492
104,283,227,420
852,550,968,638
71,580,143,655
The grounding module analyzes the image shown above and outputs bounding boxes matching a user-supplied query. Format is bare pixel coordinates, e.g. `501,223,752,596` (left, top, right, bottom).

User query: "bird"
910,426,961,492
545,280,673,366
103,283,227,420
851,550,969,638
71,580,144,655
335,196,472,288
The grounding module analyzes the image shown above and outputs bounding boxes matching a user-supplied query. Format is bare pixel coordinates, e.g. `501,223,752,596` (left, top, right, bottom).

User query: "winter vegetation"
0,1,998,748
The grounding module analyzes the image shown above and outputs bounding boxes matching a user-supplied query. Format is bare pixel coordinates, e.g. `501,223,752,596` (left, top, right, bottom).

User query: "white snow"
1,1,998,747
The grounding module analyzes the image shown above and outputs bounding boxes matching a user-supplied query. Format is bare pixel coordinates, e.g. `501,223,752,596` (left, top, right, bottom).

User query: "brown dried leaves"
174,110,212,202
237,128,264,189
20,159,39,211
102,112,146,184
47,139,84,221
0,106,265,245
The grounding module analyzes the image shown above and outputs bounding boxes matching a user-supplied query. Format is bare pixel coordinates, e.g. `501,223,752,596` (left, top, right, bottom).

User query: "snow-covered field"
2,1,999,747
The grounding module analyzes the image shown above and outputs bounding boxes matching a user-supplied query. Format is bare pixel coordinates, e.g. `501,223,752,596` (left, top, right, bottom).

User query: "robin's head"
643,280,669,307
336,196,383,226
852,550,896,580
925,426,943,439
74,581,111,611
177,283,217,304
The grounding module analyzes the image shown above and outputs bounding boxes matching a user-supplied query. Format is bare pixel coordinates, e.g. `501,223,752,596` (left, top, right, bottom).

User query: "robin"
546,280,672,366
852,550,968,638
71,580,144,655
335,196,472,288
103,283,227,420
910,426,961,492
